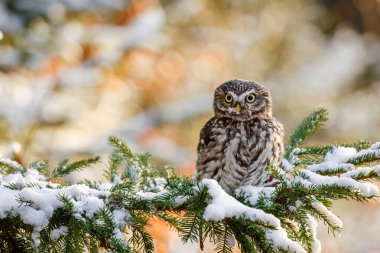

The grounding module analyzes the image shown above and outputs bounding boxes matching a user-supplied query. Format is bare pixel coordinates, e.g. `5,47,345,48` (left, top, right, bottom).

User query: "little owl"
195,79,284,193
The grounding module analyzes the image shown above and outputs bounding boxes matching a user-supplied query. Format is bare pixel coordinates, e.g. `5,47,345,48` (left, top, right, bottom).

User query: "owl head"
213,79,272,121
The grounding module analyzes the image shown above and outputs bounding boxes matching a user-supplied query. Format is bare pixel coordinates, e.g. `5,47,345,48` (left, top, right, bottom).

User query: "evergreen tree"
0,108,379,253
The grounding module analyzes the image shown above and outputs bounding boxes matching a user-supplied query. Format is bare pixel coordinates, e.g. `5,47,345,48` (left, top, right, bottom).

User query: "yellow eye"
245,94,256,103
225,94,233,103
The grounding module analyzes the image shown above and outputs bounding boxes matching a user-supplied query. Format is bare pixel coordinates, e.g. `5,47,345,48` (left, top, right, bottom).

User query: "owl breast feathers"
195,79,284,193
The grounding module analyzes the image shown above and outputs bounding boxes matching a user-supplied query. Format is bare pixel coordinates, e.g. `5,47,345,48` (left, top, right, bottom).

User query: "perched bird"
195,79,284,193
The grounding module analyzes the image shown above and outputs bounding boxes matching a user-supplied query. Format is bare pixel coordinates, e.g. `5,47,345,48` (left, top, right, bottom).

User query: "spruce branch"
341,166,380,181
347,139,371,151
285,108,328,158
106,150,123,183
108,135,134,160
215,222,234,253
0,110,379,253
51,156,100,178
347,150,380,165
0,158,24,174
306,201,342,235
30,160,50,176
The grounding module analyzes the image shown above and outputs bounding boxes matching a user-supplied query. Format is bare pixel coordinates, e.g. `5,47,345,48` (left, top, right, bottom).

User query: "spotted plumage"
195,79,284,193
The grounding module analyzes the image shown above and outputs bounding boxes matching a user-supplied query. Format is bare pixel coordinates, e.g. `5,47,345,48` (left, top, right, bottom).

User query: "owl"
195,79,284,194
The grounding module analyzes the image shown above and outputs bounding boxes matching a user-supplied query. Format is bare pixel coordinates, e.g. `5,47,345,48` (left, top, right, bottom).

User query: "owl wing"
195,117,226,180
196,117,221,156
197,118,214,154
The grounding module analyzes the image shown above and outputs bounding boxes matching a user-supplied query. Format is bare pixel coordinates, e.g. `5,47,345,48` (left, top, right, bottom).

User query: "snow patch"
281,158,294,172
0,157,24,172
306,215,321,253
306,162,354,173
351,149,380,161
325,147,357,163
370,142,380,150
50,226,68,241
235,185,275,206
310,201,343,229
0,169,113,237
200,179,306,253
341,165,380,179
294,170,378,197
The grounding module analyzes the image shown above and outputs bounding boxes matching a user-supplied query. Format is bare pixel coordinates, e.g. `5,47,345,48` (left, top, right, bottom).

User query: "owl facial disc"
213,79,272,121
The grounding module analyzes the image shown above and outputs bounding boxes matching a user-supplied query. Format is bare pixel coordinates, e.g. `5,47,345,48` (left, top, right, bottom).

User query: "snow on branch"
341,165,380,180
294,169,378,198
0,109,380,253
200,179,306,253
305,215,321,253
201,179,278,226
0,157,24,173
309,201,342,231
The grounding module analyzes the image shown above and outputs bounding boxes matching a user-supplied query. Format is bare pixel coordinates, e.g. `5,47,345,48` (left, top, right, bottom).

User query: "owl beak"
236,104,242,113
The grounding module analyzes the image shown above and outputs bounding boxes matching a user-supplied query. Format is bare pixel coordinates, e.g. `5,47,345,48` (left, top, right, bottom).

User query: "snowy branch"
1,109,380,253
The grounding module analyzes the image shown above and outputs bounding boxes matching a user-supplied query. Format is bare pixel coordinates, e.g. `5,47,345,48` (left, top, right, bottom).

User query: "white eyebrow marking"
237,89,256,102
227,91,239,101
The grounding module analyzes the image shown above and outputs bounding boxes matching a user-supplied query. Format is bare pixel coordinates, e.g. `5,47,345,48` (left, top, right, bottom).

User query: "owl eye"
245,94,256,103
225,94,233,103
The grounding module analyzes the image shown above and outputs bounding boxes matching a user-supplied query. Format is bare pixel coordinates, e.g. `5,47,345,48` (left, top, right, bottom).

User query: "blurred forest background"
0,0,380,252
